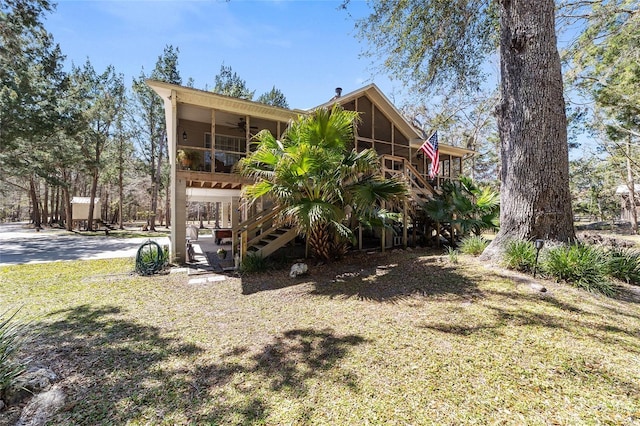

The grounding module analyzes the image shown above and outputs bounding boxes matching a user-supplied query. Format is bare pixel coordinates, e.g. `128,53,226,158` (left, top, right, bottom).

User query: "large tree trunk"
62,185,73,231
87,168,99,231
43,184,49,226
483,0,575,259
626,135,638,234
29,176,42,229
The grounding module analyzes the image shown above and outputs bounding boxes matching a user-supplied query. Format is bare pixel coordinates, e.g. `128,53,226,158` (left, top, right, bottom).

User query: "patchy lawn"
0,250,639,425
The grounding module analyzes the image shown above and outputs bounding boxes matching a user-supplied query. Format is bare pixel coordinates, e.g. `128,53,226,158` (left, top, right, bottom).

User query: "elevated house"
147,80,474,263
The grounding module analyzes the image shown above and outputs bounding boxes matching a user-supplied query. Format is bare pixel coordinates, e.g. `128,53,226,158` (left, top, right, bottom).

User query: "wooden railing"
232,206,281,258
231,205,296,261
380,155,436,202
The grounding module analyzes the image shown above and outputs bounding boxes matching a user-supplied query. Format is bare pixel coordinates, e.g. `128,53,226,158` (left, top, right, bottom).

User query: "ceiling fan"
226,117,258,132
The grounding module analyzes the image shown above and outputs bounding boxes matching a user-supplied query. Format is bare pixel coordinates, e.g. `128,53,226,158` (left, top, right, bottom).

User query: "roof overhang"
146,79,302,124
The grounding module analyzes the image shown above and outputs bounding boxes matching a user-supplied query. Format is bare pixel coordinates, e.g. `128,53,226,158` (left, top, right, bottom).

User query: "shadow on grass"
240,270,303,295
420,286,640,354
26,306,366,424
308,254,482,303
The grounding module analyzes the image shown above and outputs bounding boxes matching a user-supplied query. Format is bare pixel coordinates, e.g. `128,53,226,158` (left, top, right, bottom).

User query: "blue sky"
45,0,407,110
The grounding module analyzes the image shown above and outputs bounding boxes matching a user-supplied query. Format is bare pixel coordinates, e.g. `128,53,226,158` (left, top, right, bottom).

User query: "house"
147,80,474,263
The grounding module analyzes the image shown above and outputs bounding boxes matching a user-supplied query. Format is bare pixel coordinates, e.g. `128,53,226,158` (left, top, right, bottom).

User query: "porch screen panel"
357,96,373,139
373,106,392,142
394,128,409,146
357,139,373,152
342,100,356,112
452,157,461,178
376,142,392,155
394,146,409,160
215,134,246,173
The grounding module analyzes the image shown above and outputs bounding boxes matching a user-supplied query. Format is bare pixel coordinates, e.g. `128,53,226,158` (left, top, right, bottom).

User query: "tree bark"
87,167,99,231
626,135,637,234
62,185,73,231
483,0,575,259
29,176,42,229
43,184,49,226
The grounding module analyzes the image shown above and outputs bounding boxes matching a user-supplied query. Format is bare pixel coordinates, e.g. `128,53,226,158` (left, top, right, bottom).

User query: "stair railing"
232,205,283,261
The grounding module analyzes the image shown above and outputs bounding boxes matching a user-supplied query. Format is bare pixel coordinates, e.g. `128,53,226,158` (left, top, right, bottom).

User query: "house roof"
71,197,100,204
313,83,475,157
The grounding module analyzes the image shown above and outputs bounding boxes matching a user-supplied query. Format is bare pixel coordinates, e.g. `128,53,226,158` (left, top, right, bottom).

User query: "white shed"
71,197,101,221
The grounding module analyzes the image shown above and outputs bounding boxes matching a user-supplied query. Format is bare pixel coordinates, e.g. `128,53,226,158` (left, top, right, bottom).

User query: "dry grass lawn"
1,249,639,425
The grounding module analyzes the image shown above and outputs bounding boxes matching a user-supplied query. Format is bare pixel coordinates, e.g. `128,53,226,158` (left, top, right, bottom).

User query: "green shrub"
240,252,270,273
0,309,27,399
502,240,537,273
606,247,640,285
542,244,615,296
459,235,489,256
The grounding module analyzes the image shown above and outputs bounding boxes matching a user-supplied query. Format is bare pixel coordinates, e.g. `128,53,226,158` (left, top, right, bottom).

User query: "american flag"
419,131,439,179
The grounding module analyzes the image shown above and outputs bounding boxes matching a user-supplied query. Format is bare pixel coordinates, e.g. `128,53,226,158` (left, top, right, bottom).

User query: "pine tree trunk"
43,185,49,226
29,176,42,229
87,168,99,231
483,0,575,259
627,135,638,234
62,186,73,231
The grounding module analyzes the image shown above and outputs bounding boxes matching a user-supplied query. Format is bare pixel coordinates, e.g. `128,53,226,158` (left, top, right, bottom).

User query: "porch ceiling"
179,170,249,191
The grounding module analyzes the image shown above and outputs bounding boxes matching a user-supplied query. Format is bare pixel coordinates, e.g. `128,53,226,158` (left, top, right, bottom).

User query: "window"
214,134,246,174
215,135,246,153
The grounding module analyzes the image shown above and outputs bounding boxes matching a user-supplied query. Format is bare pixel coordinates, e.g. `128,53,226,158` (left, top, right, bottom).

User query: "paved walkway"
0,223,170,266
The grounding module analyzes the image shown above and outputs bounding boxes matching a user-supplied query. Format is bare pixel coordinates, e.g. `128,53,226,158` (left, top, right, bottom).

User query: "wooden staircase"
380,154,437,204
233,156,439,260
232,205,298,261
380,155,440,247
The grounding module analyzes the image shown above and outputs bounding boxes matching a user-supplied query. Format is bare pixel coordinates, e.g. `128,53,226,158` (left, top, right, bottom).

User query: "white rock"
16,385,65,426
289,263,308,278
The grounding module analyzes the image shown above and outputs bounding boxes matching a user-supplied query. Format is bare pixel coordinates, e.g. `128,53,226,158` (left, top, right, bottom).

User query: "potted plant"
217,247,227,260
177,149,200,169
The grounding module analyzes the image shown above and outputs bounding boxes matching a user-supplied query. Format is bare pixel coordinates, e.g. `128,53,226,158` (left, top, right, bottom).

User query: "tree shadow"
240,269,304,295
419,287,640,356
19,306,366,424
309,254,483,303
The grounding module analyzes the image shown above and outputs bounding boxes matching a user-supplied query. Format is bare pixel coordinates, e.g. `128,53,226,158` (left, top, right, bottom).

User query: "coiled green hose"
135,240,167,276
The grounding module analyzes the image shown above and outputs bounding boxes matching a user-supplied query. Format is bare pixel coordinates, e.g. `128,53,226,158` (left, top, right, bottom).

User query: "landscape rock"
530,283,547,293
6,367,57,405
289,263,308,278
16,385,65,426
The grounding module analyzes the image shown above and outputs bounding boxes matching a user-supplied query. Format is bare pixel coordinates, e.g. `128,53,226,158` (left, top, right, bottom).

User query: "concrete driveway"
0,223,170,266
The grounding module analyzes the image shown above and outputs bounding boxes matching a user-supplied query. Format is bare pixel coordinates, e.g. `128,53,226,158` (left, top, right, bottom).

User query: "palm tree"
238,105,409,261
422,176,499,245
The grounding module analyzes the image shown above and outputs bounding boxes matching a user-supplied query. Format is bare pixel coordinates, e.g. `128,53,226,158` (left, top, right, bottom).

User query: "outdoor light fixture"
533,239,544,278
182,131,187,141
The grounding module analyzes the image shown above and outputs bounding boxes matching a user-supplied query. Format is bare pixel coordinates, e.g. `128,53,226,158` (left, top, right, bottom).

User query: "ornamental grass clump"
0,309,28,400
240,252,270,273
606,246,640,285
445,246,459,264
502,239,537,273
459,235,489,256
542,244,615,296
